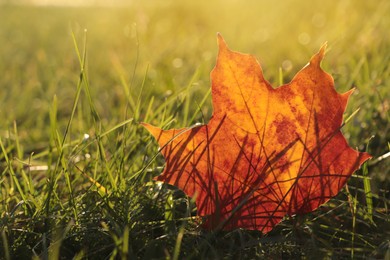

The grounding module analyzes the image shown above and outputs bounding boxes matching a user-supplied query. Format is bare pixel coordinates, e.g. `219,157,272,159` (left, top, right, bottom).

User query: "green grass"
0,0,389,259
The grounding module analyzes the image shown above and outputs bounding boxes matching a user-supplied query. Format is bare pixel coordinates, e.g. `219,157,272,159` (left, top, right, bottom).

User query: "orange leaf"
142,34,371,233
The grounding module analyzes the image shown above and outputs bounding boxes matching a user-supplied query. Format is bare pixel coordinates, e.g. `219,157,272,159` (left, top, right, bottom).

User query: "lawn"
0,0,389,259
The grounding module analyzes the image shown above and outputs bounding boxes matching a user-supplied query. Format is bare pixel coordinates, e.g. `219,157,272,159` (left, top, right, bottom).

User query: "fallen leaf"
142,34,371,233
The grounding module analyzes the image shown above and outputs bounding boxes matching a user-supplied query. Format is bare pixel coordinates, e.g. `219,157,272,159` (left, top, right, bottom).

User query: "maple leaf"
141,34,371,233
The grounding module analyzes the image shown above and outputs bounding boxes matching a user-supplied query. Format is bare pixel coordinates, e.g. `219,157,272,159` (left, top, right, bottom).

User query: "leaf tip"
362,152,373,162
139,122,148,128
320,41,328,52
310,42,327,67
140,122,161,137
343,88,355,98
217,33,228,51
